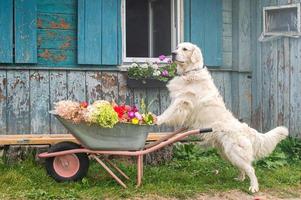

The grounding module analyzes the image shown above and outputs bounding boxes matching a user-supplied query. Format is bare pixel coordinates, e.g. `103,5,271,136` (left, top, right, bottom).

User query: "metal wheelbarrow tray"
56,116,150,151
39,115,212,188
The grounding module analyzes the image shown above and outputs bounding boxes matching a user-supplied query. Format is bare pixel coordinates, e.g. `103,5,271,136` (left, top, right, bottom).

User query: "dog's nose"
171,52,177,61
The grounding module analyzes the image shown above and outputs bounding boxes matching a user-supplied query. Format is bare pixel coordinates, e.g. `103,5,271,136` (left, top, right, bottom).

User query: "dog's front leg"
157,98,192,127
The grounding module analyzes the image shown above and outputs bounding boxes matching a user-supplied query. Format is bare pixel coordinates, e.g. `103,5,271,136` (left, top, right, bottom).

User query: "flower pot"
127,78,167,88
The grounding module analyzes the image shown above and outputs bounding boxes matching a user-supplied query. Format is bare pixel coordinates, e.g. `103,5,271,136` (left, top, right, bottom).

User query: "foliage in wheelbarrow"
53,99,156,128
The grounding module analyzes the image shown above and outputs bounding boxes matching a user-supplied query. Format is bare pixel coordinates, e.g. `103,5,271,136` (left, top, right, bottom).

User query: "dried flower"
54,100,85,123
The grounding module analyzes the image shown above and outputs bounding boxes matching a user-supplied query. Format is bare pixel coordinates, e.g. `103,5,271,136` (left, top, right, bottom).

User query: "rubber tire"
45,142,89,182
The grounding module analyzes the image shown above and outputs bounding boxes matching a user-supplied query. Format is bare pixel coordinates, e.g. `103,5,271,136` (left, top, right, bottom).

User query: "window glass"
126,0,172,58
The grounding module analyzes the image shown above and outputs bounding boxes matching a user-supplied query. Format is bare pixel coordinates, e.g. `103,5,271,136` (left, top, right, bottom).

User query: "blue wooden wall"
0,0,257,136
251,0,301,137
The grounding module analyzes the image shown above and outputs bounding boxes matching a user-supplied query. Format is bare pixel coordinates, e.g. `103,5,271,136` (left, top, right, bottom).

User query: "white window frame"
263,3,301,36
121,0,184,64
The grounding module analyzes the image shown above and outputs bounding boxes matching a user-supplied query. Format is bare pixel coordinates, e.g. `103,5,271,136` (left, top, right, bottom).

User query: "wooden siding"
0,70,237,134
250,0,301,137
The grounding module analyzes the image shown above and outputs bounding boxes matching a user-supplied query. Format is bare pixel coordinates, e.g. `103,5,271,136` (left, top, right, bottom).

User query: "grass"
0,150,300,200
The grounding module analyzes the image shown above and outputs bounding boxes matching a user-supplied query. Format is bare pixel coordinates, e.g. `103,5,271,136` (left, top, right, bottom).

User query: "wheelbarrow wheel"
45,141,89,182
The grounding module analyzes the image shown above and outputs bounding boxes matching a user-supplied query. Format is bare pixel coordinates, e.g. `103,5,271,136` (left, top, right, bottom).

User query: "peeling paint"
37,18,42,28
50,18,70,29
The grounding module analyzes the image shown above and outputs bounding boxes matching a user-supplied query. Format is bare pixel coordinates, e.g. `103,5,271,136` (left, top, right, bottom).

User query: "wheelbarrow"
39,115,212,188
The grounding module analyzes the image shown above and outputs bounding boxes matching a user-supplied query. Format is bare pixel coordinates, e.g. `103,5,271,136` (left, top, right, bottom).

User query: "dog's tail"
254,126,288,159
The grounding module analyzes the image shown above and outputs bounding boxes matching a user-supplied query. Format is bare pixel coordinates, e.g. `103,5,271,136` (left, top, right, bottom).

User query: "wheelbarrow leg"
136,155,143,187
92,155,127,188
104,157,130,180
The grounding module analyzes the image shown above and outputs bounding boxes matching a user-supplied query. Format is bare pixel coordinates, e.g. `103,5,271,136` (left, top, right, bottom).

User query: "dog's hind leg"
224,141,259,193
227,150,259,193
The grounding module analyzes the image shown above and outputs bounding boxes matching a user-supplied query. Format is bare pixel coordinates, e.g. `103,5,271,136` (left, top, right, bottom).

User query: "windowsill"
123,57,171,63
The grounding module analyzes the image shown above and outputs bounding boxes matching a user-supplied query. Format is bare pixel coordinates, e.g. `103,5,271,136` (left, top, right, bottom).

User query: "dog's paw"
156,116,163,125
248,184,259,193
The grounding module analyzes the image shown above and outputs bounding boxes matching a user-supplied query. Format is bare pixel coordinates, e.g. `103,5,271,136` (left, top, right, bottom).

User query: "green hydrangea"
89,102,118,128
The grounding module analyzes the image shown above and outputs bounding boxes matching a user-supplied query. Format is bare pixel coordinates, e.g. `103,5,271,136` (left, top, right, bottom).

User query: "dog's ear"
191,45,203,64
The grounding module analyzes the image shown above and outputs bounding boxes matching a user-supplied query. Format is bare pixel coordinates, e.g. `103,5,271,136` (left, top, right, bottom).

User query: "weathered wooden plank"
223,37,232,52
238,73,252,124
49,71,68,134
67,71,86,102
37,0,76,14
86,71,102,104
159,88,172,131
223,23,232,37
7,70,30,134
37,13,76,30
38,49,76,66
102,0,118,65
223,0,232,11
238,0,251,71
289,38,301,137
277,38,290,128
223,52,232,68
147,89,160,116
101,72,118,101
231,72,239,117
133,89,147,112
0,133,170,145
0,0,13,63
251,0,263,130
147,89,161,132
37,29,76,49
30,70,50,134
15,0,37,63
77,0,102,64
0,71,7,134
223,72,232,111
117,72,133,105
223,11,232,24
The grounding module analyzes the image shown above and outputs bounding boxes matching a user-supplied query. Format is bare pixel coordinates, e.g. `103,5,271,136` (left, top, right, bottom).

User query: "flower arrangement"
127,55,176,82
53,99,156,128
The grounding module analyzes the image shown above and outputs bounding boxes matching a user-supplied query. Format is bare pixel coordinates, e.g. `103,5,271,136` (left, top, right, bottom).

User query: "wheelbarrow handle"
199,128,213,133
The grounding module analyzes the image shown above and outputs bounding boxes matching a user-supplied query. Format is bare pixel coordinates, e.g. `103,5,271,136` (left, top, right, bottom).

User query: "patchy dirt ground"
130,188,301,200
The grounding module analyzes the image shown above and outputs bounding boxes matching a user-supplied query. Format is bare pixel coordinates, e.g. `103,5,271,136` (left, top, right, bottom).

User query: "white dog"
156,42,288,193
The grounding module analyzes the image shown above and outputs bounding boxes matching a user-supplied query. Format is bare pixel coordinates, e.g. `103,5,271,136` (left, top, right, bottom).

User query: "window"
122,0,183,62
263,4,301,36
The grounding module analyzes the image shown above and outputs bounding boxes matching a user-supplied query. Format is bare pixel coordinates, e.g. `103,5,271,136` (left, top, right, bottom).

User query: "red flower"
114,105,127,119
80,101,88,108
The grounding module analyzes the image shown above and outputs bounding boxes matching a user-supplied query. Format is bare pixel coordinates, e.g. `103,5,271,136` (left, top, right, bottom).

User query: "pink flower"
161,70,169,77
128,111,135,119
159,55,166,61
134,112,143,120
167,59,172,63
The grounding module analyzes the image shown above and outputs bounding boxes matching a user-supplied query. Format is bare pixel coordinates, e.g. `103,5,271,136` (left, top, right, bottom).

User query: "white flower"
152,64,159,70
153,70,161,76
141,63,148,68
130,63,138,68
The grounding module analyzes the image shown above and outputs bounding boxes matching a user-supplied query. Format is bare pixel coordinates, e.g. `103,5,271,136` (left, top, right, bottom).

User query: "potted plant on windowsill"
127,55,177,88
